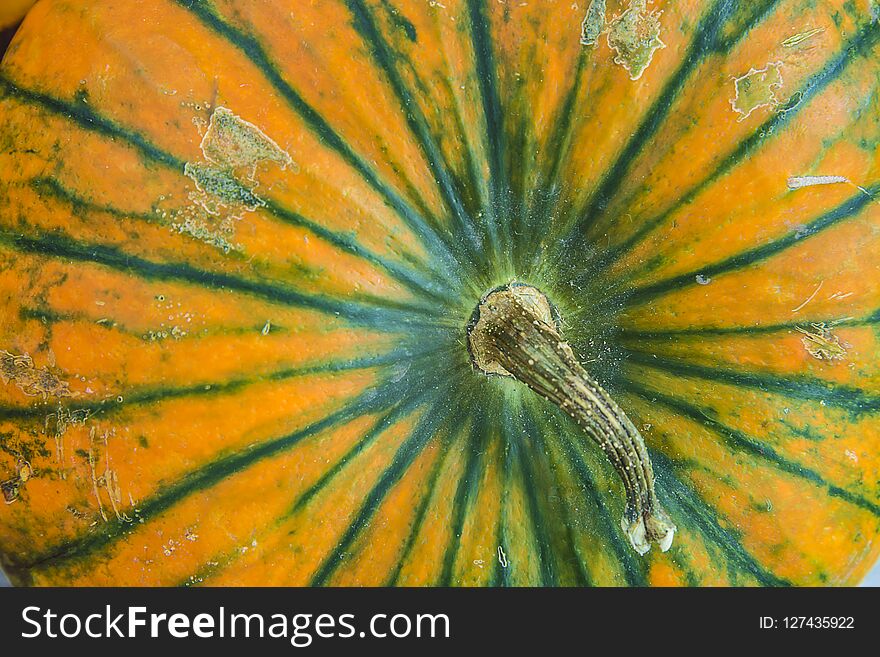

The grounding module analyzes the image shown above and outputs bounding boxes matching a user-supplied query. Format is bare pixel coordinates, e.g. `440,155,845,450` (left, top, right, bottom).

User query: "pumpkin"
0,0,879,587
0,1,36,31
0,1,36,54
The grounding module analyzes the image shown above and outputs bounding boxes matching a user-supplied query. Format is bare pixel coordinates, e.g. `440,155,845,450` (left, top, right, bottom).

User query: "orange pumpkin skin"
0,1,36,54
0,0,879,587
0,1,36,30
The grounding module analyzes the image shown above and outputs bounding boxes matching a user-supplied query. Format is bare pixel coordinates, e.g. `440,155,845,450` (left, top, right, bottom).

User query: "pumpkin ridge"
494,447,512,587
53,171,453,302
623,350,880,416
466,0,509,264
496,402,572,586
9,365,438,577
502,410,556,586
6,100,449,300
589,22,880,274
436,409,489,586
522,49,589,270
525,407,601,586
288,384,438,521
622,380,880,519
309,393,455,585
384,426,457,586
177,399,428,587
718,0,781,54
559,0,739,245
524,409,594,587
650,450,790,586
615,183,880,310
0,229,453,330
498,436,558,586
0,349,414,425
515,404,581,586
170,0,463,275
346,0,484,258
432,70,489,227
618,316,875,339
715,0,783,52
0,74,180,166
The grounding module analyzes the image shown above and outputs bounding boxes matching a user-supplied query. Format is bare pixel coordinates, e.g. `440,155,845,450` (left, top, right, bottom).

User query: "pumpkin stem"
467,284,675,555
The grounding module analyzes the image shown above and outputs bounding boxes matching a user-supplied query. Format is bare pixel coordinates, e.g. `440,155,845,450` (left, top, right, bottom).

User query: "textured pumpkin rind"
0,0,878,587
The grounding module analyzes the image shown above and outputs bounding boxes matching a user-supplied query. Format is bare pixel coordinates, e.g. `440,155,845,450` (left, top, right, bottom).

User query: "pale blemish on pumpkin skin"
580,0,664,80
1,460,32,504
796,323,848,361
0,349,71,400
580,0,606,46
605,0,666,81
199,106,293,174
184,162,265,211
170,106,295,253
730,62,784,121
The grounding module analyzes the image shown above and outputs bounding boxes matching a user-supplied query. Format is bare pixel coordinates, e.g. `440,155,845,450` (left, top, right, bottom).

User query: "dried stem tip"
467,284,675,555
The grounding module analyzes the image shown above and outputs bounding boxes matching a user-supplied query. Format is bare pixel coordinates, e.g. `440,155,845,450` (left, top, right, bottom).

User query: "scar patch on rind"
170,106,295,253
0,350,71,400
796,323,847,361
730,62,784,121
199,106,293,174
580,0,606,46
184,162,265,213
1,460,32,504
605,1,666,81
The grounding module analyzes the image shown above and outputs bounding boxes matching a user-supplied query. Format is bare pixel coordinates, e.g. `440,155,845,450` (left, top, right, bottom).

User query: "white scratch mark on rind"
787,175,851,189
787,175,879,205
828,291,854,301
792,280,823,313
497,545,509,568
782,27,825,48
